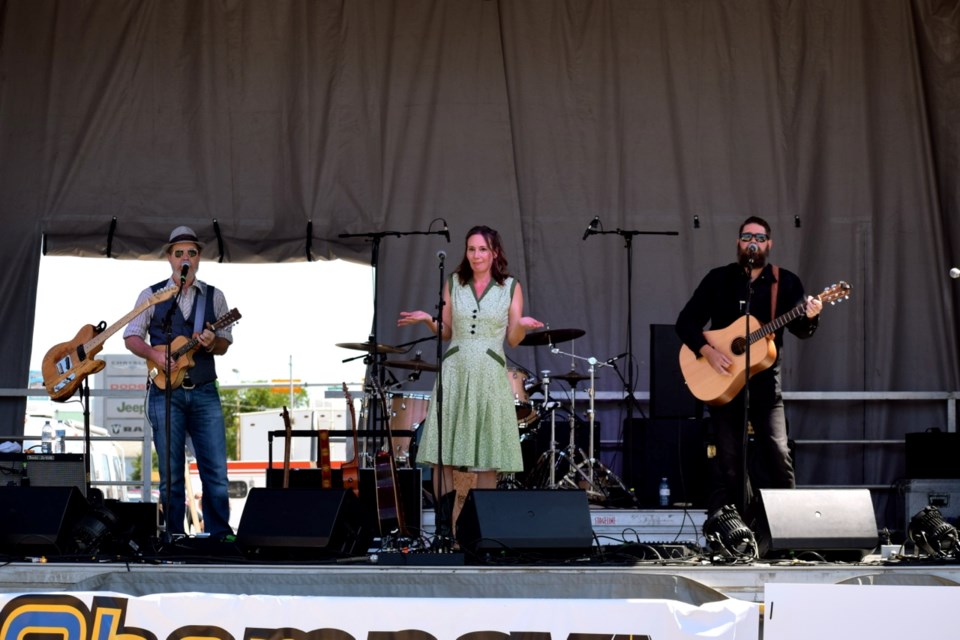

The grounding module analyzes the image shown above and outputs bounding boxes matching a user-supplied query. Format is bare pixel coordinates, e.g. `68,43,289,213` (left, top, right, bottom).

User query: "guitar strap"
192,286,208,335
770,265,779,321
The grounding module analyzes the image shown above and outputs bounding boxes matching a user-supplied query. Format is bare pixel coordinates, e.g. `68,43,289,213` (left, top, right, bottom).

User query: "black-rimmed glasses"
739,232,769,243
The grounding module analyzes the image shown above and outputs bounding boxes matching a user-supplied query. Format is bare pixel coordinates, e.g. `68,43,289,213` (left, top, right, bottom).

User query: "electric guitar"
42,285,178,402
679,281,851,406
147,308,242,389
341,383,360,497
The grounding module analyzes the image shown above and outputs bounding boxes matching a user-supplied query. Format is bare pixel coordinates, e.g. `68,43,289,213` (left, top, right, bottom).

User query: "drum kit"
337,327,633,505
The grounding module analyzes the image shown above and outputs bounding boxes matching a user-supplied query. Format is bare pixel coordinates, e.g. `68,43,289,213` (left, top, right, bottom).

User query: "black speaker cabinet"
455,489,593,557
650,324,701,419
756,488,879,561
906,431,960,479
0,486,89,556
237,487,364,558
622,418,707,508
265,467,422,534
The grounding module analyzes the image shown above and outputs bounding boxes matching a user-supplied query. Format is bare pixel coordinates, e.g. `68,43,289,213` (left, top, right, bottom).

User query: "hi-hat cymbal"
554,371,594,384
519,328,585,346
336,341,404,354
385,358,439,373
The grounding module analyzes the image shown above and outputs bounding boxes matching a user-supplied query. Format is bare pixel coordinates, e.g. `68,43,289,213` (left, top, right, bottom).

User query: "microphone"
605,352,628,365
441,220,450,242
437,250,446,262
582,216,599,241
951,268,960,279
179,262,190,285
748,243,759,254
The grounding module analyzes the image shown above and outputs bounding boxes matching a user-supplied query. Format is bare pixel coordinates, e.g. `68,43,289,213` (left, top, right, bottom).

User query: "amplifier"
0,453,86,496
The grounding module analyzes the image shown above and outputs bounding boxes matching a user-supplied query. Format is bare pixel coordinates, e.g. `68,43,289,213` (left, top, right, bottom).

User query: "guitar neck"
750,303,808,345
84,297,164,354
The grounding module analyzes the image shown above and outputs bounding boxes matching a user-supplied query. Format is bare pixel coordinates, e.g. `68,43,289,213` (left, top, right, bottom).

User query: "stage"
1,507,958,604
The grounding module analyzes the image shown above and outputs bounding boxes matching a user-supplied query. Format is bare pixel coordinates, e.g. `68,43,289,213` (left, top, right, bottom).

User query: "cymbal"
336,341,404,355
519,328,585,347
554,371,593,384
385,358,439,373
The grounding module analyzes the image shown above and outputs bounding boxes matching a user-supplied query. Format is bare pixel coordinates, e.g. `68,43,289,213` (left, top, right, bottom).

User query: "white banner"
765,583,957,639
0,591,758,640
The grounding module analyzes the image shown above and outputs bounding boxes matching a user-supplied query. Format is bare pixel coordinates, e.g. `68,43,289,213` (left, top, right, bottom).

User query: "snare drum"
389,393,430,465
507,367,537,425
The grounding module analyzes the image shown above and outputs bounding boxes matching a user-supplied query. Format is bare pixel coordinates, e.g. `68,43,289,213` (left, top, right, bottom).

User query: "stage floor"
1,508,958,603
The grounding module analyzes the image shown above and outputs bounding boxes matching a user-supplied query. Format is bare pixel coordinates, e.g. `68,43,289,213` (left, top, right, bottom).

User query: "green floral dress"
417,275,524,472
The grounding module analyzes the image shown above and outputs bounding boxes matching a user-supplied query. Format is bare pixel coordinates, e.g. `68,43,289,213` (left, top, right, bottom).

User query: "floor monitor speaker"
237,487,364,558
0,486,89,556
455,489,593,558
756,488,878,561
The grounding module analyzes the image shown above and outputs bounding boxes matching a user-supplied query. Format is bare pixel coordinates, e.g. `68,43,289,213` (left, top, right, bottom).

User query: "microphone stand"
741,263,755,519
586,225,678,457
338,227,448,534
433,251,453,546
159,286,180,541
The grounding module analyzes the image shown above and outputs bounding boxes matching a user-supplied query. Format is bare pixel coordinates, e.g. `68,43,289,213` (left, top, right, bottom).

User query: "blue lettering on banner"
0,596,649,640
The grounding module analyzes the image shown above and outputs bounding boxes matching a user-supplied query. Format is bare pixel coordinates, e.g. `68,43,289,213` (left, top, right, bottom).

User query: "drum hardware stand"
545,346,633,503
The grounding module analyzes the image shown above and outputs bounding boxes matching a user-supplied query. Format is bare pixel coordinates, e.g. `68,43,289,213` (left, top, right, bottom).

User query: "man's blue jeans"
147,382,232,536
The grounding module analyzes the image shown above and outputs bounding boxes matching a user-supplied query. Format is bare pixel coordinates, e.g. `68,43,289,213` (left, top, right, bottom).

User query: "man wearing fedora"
124,226,234,539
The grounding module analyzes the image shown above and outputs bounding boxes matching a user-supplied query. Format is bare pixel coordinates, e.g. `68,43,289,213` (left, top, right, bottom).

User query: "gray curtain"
2,1,958,523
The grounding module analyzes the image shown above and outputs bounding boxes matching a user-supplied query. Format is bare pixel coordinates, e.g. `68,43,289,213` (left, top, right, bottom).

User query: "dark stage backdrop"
1,1,959,507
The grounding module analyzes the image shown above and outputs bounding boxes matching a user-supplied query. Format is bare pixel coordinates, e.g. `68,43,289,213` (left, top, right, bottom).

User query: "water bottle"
55,429,66,454
658,477,671,507
41,420,54,454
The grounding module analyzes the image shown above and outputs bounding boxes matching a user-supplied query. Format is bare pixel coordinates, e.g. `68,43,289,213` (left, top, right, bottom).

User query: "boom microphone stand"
338,224,449,461
582,218,678,436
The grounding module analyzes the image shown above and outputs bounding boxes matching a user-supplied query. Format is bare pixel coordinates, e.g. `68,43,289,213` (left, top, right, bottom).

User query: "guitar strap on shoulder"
192,285,208,335
770,265,780,321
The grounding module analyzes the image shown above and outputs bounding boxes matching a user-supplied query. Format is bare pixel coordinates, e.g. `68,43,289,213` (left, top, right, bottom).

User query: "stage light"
908,505,958,558
703,504,758,560
72,490,121,555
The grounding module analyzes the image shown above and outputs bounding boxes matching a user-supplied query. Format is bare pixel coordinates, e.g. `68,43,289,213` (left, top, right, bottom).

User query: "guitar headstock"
150,285,179,305
341,382,353,405
213,308,242,330
819,281,852,306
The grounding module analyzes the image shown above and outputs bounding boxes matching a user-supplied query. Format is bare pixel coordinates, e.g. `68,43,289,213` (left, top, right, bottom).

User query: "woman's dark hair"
454,225,510,286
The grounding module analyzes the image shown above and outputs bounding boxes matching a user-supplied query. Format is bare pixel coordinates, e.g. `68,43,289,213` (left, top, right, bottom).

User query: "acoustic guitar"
281,406,293,489
42,285,178,402
341,383,360,497
678,281,851,405
368,376,407,538
147,308,242,389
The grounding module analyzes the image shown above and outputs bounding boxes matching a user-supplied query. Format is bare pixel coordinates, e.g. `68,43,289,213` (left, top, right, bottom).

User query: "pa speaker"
455,489,593,558
650,324,701,419
756,488,879,561
0,486,89,556
237,488,364,558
